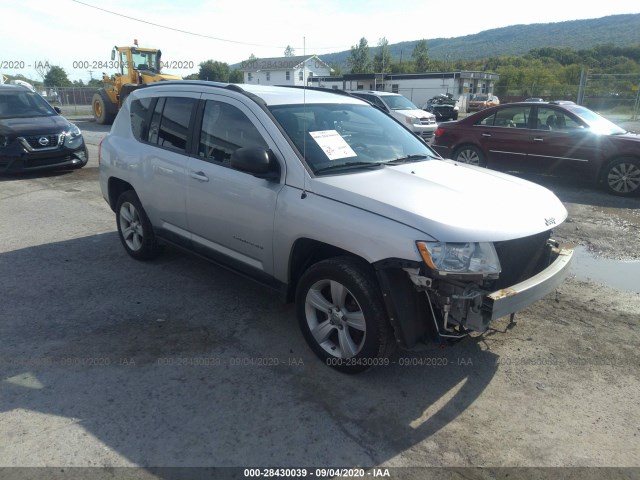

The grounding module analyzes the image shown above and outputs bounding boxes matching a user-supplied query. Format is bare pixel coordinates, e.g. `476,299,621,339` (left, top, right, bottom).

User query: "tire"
92,89,117,125
295,256,395,373
453,145,486,167
115,190,163,260
601,158,640,197
119,84,141,107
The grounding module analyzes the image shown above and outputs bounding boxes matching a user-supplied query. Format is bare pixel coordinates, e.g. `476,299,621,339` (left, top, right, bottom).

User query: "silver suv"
99,81,573,373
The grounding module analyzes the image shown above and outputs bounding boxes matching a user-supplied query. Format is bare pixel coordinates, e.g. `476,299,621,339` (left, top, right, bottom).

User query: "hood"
395,108,434,119
310,159,567,243
0,115,70,137
618,131,640,141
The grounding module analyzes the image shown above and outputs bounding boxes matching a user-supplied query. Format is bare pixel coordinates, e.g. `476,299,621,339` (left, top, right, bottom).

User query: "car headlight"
405,116,421,126
64,123,83,146
416,241,501,277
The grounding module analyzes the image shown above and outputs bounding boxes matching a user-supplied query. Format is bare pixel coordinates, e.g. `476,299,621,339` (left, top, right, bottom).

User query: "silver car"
99,81,573,373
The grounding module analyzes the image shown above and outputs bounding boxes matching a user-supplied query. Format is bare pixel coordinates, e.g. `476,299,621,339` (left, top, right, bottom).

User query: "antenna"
301,36,308,199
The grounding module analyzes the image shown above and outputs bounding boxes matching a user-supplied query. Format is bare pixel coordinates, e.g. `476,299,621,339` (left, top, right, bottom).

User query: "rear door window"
476,106,531,128
145,96,197,152
155,97,197,151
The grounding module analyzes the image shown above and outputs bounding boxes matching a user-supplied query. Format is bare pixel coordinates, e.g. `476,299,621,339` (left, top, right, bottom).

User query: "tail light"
434,127,445,138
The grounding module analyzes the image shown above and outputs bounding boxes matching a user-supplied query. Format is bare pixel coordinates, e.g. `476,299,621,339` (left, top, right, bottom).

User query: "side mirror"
54,107,61,114
230,147,280,180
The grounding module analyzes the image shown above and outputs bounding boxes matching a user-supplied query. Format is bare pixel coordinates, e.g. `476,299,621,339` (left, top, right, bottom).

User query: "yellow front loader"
92,42,181,124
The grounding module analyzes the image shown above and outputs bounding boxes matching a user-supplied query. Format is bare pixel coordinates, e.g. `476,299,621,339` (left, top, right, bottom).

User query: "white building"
241,55,333,86
310,71,500,111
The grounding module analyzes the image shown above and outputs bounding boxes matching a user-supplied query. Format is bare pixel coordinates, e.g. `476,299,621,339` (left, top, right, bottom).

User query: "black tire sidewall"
295,257,392,373
115,191,161,260
93,91,116,125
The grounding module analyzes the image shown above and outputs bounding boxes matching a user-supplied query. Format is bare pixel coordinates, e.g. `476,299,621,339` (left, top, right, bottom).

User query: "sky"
0,0,638,83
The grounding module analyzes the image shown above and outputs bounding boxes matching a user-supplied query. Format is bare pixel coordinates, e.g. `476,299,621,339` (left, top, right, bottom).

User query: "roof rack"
275,85,359,98
140,80,244,93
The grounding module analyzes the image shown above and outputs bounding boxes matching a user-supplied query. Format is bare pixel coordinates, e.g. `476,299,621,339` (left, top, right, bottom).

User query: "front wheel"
115,190,163,260
295,257,395,373
92,90,117,125
602,158,640,196
453,145,486,167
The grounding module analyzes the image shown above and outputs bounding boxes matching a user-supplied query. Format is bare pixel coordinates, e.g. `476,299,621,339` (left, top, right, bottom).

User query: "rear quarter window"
130,97,153,141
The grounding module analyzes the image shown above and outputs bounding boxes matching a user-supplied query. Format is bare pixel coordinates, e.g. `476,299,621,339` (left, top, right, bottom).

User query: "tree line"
5,42,639,99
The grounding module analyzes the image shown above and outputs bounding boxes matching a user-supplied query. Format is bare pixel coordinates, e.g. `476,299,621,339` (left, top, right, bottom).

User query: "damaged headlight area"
63,123,83,147
406,236,573,337
416,241,501,278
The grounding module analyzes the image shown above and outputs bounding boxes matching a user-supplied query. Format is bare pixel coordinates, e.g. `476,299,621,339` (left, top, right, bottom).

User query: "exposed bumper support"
486,246,574,321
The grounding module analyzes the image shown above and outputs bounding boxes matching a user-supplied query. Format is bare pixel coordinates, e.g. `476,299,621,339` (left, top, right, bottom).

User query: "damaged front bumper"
486,245,573,321
375,241,574,348
405,242,574,336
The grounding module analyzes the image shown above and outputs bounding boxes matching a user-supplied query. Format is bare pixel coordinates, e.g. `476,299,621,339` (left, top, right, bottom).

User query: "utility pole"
577,68,587,105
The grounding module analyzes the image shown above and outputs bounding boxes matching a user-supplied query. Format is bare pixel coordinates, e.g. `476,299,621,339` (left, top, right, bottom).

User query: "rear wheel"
115,191,163,260
295,257,395,373
602,158,640,197
92,89,117,125
453,145,486,167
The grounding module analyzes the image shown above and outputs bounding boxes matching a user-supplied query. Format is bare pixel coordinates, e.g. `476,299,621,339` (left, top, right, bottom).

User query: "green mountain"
317,14,640,67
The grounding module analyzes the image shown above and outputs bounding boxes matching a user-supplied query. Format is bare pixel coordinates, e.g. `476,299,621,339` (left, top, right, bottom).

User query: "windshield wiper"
314,161,385,174
383,154,434,165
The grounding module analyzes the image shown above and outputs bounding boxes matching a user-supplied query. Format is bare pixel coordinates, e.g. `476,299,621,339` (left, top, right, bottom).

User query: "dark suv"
0,85,88,174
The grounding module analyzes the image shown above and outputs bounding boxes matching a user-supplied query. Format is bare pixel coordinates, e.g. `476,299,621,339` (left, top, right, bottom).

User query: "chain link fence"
396,73,639,120
40,87,100,116
43,75,640,122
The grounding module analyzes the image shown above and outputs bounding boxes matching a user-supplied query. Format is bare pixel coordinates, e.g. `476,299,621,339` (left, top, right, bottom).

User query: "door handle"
190,171,209,182
533,137,544,142
481,133,492,137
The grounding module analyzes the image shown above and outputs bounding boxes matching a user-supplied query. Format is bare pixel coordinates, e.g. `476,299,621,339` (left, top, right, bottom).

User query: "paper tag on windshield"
309,130,357,161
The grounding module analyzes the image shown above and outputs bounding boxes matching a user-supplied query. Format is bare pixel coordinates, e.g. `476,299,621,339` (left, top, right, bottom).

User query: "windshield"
131,50,158,71
382,95,419,110
566,105,627,135
269,103,438,175
0,91,57,119
471,94,488,101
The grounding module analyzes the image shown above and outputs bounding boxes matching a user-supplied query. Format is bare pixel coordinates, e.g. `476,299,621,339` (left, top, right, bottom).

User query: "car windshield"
471,95,488,101
382,95,419,110
0,91,57,119
566,105,627,135
269,103,438,175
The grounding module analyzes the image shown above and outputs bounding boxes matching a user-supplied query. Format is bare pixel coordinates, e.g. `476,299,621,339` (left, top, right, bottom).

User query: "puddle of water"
570,246,640,293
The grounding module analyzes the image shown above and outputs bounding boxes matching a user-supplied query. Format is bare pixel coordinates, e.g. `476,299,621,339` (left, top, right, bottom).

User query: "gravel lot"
0,118,638,474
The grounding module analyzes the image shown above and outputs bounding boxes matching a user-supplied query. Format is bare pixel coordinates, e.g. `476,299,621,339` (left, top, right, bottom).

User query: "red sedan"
431,101,640,196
